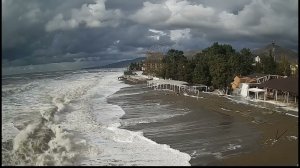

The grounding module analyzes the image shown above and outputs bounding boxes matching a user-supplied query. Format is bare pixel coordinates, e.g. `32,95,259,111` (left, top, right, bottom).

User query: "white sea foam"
12,123,40,151
191,149,223,160
2,71,102,165
79,126,191,166
183,94,204,99
59,71,192,166
2,82,38,96
220,108,231,112
2,122,20,142
226,144,242,151
2,70,191,166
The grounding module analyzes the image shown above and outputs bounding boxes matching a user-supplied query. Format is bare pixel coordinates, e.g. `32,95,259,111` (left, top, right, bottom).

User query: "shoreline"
177,91,298,165
175,91,298,166
112,80,298,166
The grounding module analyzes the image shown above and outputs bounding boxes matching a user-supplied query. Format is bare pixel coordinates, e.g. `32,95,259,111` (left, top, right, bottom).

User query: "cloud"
129,1,171,25
147,29,168,41
130,0,218,28
2,0,298,71
45,0,122,32
149,29,167,36
166,0,217,27
130,0,298,41
170,28,191,42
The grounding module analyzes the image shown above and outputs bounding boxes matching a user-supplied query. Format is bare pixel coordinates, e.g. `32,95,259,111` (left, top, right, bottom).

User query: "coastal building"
247,87,267,101
142,52,164,76
255,56,261,63
239,83,262,98
258,77,298,104
252,56,261,66
231,73,267,90
231,76,256,90
231,73,284,99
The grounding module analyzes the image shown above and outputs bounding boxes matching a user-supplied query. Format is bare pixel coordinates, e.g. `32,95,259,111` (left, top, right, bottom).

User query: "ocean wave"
2,119,76,166
3,96,80,166
2,82,38,97
2,72,102,166
3,70,192,166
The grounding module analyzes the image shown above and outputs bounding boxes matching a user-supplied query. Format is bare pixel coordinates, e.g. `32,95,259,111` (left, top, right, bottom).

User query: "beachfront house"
231,75,256,90
258,77,298,105
231,73,267,96
231,73,285,100
142,52,164,76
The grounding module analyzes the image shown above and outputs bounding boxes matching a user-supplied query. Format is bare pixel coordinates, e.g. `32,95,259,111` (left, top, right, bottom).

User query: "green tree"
128,61,143,71
228,48,254,77
152,43,259,90
192,54,211,85
255,61,263,73
177,58,188,81
277,55,291,76
202,42,236,60
227,53,242,77
209,54,230,89
162,49,186,80
260,53,277,74
239,48,254,75
185,60,196,83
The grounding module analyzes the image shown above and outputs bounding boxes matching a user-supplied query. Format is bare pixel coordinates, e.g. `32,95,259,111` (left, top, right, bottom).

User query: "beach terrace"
147,79,208,98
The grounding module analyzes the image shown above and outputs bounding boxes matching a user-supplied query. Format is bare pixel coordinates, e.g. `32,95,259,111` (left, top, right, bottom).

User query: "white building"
255,56,261,63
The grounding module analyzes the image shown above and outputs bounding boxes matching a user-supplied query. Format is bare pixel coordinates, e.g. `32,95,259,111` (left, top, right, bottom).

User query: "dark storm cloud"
2,0,298,70
105,0,144,12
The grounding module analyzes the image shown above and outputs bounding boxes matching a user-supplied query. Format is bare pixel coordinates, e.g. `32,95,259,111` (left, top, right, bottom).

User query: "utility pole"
272,40,276,62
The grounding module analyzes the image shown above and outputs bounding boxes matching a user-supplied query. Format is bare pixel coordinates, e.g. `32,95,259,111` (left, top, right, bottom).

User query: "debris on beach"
264,138,278,146
286,136,298,141
220,108,231,112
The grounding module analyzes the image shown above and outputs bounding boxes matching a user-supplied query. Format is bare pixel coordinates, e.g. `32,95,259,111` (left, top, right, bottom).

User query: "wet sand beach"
108,83,298,166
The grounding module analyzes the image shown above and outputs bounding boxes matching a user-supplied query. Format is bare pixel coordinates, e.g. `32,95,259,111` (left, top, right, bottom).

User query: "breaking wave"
2,70,191,166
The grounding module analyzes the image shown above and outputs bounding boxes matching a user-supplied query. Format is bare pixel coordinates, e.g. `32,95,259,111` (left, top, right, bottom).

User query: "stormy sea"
2,68,192,166
2,68,267,166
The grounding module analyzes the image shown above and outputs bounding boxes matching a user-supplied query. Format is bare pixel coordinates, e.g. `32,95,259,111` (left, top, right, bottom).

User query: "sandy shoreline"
198,94,298,166
220,101,298,166
166,91,298,166
110,82,298,166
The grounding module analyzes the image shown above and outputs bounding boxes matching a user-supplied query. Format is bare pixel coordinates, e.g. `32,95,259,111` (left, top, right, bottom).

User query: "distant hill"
82,57,146,70
252,44,298,63
100,57,146,68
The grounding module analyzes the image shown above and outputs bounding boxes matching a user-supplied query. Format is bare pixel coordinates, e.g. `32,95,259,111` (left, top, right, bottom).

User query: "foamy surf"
2,69,191,166
58,72,191,166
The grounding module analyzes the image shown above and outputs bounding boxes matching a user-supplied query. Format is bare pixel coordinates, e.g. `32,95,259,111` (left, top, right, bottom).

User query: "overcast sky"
2,0,298,73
